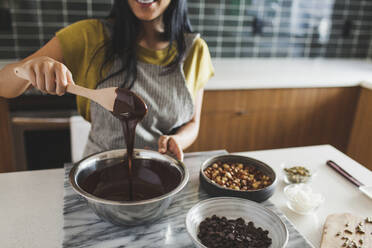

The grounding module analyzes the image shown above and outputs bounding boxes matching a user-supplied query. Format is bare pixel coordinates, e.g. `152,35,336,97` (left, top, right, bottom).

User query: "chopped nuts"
356,225,365,234
344,229,353,234
342,239,356,248
334,217,371,248
204,161,273,191
365,217,372,223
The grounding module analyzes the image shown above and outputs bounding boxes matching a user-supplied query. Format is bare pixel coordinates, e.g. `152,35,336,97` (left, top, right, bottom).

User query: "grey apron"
83,23,199,157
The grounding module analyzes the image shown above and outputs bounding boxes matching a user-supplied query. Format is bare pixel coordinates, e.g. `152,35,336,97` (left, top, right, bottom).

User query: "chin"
137,14,161,22
129,0,169,22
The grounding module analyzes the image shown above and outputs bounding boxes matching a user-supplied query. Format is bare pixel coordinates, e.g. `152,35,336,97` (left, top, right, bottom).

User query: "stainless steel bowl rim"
185,197,289,248
200,154,277,192
69,148,189,206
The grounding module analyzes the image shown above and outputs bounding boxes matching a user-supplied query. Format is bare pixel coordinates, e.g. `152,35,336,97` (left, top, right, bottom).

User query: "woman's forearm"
0,37,66,99
0,62,30,98
173,119,200,150
173,89,204,150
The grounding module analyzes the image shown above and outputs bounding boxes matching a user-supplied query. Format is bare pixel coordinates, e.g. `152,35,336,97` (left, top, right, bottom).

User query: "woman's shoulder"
183,33,209,54
185,34,210,60
56,18,107,62
55,19,107,122
57,19,104,38
55,18,107,85
183,34,214,96
68,18,102,29
192,37,209,52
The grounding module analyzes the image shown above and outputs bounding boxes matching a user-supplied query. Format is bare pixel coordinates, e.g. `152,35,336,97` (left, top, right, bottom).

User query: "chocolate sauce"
109,88,148,200
81,88,182,202
80,158,182,201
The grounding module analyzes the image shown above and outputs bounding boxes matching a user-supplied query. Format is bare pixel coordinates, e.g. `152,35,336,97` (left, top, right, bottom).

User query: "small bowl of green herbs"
280,162,316,184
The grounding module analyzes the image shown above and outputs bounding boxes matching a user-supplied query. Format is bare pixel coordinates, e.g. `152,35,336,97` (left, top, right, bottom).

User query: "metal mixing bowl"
69,149,189,226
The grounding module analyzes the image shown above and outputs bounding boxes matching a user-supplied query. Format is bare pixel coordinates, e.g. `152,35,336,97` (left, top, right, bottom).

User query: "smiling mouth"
136,0,157,4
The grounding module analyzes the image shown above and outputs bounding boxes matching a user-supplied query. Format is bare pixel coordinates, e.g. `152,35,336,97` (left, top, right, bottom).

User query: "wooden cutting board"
321,213,372,248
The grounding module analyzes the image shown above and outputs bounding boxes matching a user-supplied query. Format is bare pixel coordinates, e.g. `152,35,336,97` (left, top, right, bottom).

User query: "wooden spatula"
66,85,116,112
14,67,117,112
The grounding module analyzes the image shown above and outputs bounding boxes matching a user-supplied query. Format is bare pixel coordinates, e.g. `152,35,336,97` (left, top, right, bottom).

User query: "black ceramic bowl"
200,155,277,202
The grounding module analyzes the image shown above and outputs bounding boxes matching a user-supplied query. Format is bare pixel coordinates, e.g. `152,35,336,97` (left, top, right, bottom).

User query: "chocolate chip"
197,215,272,248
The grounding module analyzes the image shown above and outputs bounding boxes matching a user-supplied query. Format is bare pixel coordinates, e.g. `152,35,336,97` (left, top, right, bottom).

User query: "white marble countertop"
62,150,310,248
2,59,372,91
0,145,371,248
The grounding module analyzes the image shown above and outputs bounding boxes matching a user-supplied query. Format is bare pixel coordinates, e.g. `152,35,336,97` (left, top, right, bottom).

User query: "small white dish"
283,184,324,215
280,161,317,184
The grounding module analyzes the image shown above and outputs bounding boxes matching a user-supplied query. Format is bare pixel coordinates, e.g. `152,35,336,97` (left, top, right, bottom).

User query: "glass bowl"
280,161,317,184
283,184,324,215
185,197,288,248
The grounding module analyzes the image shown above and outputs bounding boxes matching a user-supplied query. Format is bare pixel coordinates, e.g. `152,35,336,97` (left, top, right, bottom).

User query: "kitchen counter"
238,145,372,246
0,145,371,248
0,168,64,247
208,58,372,90
2,59,372,91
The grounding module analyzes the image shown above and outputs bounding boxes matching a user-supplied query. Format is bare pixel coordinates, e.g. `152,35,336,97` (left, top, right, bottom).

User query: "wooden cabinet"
347,87,372,171
0,95,76,172
0,97,15,172
188,87,361,154
0,86,371,172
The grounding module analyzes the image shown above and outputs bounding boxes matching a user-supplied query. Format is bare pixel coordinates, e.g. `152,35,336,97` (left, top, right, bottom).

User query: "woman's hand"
14,56,74,96
158,135,184,161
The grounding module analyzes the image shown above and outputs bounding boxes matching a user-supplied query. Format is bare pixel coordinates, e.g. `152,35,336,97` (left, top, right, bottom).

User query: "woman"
0,0,214,161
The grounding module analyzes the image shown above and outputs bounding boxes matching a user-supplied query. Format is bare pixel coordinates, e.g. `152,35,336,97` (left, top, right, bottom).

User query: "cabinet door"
187,87,359,153
347,87,372,171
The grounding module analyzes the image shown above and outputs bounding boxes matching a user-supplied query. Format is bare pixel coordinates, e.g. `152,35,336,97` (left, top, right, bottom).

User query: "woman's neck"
138,17,169,50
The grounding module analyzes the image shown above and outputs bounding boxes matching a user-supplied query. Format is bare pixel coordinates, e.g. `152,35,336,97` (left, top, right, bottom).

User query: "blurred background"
0,0,371,59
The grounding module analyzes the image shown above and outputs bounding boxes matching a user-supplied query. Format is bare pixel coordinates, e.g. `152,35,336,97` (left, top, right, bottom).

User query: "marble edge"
275,211,315,248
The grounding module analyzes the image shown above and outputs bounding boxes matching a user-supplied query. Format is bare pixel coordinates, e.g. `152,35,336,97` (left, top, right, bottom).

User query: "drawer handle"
235,111,247,116
11,117,70,129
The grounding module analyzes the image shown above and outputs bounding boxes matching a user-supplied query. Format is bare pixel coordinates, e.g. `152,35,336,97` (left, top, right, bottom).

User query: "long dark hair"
96,0,192,89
